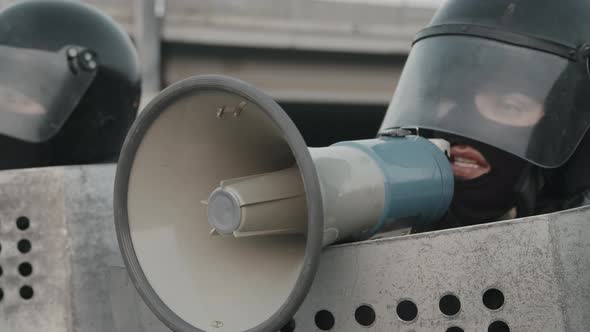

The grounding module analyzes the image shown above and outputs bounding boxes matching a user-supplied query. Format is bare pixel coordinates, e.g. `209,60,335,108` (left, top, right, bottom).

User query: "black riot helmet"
380,0,590,200
382,0,590,168
0,0,141,170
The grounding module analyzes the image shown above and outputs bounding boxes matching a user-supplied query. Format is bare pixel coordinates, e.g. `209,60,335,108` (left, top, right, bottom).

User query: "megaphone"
114,75,453,332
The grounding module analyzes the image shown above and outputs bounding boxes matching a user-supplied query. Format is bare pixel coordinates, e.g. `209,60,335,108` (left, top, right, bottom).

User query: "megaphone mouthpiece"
207,188,242,235
207,166,306,237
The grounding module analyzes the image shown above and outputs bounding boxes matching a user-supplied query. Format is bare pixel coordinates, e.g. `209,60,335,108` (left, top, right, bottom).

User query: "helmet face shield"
0,45,96,143
380,36,590,168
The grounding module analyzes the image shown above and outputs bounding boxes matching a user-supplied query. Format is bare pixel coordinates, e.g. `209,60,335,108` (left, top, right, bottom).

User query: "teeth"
454,157,477,164
454,161,480,168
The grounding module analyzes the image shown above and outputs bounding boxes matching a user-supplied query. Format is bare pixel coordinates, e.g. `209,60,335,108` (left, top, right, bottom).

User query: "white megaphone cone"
114,75,453,332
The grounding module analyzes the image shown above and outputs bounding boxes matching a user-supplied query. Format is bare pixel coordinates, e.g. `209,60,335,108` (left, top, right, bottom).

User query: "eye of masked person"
475,84,545,127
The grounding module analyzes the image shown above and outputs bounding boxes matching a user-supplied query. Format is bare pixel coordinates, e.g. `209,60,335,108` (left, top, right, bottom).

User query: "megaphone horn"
114,75,453,332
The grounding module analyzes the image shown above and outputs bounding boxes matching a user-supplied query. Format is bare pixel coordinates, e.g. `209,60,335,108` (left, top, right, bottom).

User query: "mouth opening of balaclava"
434,132,529,225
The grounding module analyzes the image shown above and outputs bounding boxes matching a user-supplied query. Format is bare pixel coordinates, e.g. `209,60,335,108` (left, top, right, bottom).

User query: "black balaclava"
432,131,532,228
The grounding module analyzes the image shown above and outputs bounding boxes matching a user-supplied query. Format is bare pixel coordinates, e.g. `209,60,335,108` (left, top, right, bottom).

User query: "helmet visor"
380,36,590,168
0,45,96,142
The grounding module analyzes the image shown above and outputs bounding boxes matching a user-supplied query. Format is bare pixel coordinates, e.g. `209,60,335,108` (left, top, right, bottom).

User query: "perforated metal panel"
0,165,589,331
0,169,70,332
0,166,169,332
294,210,590,331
